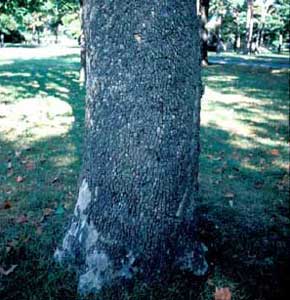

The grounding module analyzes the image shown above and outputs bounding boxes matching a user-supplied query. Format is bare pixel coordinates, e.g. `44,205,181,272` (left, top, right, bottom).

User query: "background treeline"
0,0,289,51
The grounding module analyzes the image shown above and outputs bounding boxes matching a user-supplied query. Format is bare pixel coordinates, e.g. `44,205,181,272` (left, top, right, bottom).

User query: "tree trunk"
79,0,86,83
257,2,268,51
278,33,283,53
54,24,59,44
198,0,210,65
55,0,206,296
245,0,254,54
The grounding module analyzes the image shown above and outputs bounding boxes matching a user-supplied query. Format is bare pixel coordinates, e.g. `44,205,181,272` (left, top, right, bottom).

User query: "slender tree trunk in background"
278,33,283,53
79,0,86,83
234,11,241,53
198,0,210,65
234,33,241,52
257,27,264,49
257,3,267,51
245,0,254,54
54,24,59,44
55,0,206,296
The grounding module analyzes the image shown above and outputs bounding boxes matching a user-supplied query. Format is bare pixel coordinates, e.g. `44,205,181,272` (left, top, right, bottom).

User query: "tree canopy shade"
55,0,206,297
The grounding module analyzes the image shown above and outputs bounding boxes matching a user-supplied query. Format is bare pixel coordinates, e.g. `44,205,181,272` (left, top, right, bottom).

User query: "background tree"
55,0,206,296
198,0,211,65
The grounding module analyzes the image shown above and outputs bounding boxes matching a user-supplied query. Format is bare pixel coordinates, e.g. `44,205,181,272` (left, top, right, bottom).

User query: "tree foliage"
207,0,289,51
0,0,80,41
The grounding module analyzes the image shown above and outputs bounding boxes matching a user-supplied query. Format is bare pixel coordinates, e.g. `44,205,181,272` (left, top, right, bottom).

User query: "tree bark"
55,0,206,296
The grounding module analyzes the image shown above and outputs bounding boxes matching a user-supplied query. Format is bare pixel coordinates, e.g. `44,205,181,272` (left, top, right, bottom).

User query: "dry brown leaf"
4,200,12,209
0,200,12,210
0,265,17,276
214,287,232,300
270,149,279,156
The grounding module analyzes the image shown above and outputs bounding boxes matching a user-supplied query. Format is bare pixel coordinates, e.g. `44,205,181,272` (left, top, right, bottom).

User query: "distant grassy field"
0,48,289,300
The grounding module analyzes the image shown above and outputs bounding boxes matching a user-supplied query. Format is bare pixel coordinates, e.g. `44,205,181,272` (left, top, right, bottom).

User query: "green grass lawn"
0,50,289,300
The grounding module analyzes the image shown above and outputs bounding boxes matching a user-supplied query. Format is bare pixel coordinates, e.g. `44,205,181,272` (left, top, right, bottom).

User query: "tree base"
55,181,208,296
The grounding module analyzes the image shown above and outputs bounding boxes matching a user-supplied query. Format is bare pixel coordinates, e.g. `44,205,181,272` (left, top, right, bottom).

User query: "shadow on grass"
0,55,289,300
210,53,290,67
0,54,84,300
200,64,289,299
198,124,289,299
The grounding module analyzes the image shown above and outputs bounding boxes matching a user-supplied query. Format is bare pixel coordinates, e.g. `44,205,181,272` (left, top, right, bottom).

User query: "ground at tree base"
0,48,289,300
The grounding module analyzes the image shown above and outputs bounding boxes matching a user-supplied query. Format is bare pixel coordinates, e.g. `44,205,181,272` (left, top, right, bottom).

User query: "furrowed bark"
55,0,206,296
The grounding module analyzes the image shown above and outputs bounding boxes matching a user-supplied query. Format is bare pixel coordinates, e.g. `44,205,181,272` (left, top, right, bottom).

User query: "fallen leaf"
214,287,232,300
270,149,279,156
0,200,12,210
15,215,29,224
4,200,12,209
16,176,24,183
0,265,17,276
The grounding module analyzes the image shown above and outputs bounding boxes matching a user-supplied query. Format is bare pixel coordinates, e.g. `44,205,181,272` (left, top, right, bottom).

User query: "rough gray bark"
55,0,206,296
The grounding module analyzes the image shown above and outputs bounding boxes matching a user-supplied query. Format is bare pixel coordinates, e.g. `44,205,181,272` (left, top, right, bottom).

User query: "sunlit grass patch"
0,96,74,145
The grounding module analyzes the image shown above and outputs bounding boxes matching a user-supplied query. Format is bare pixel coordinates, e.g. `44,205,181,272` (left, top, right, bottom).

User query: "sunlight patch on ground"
0,86,9,95
46,82,70,95
201,86,289,162
0,72,31,77
51,151,77,168
0,46,80,61
201,87,254,137
0,96,74,145
0,60,14,66
207,75,238,82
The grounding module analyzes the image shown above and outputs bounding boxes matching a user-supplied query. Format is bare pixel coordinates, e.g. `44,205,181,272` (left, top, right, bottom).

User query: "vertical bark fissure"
56,0,205,295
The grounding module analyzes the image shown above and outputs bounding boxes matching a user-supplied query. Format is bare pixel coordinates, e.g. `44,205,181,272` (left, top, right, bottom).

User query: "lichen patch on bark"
54,179,92,262
74,179,91,217
78,250,111,294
